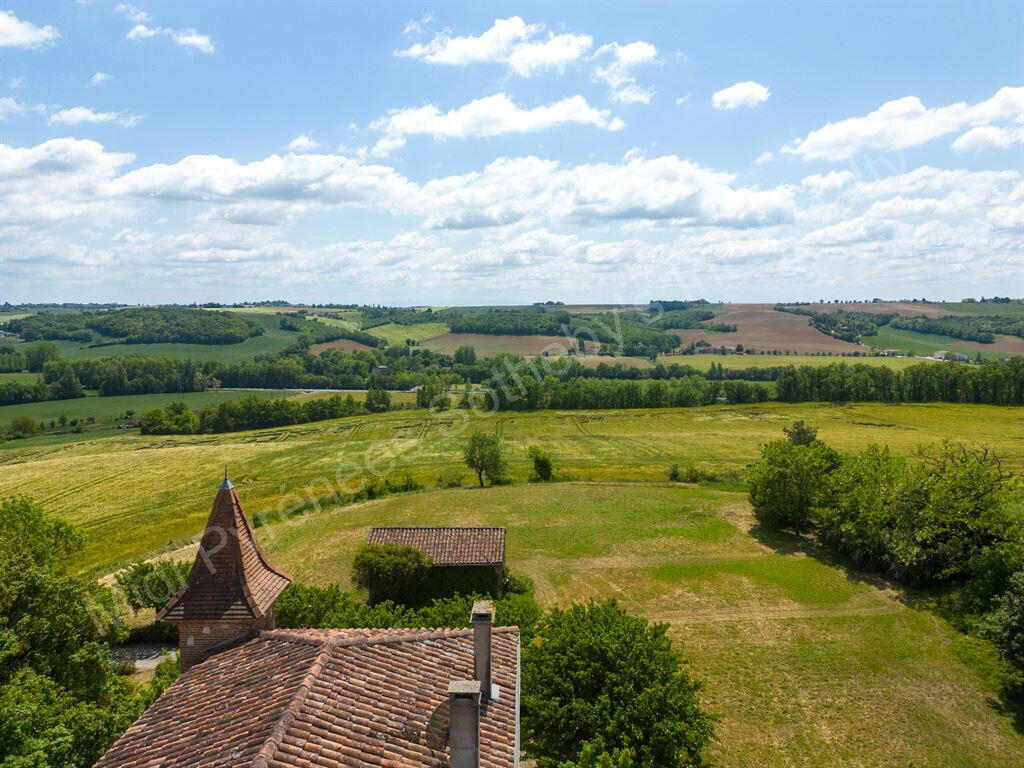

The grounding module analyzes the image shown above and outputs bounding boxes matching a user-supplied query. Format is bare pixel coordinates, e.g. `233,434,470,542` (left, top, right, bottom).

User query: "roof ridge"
261,625,521,647
251,639,334,768
370,525,505,530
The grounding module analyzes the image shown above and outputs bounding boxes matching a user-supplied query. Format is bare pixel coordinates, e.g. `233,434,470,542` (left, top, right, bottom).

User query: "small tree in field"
523,599,714,768
463,432,506,487
783,419,818,446
352,543,432,604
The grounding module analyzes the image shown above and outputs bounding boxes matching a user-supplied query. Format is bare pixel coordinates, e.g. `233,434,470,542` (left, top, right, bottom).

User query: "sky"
1,1,1022,305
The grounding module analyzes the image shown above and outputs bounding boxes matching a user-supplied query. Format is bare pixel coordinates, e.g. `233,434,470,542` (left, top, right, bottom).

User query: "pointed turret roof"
157,475,290,622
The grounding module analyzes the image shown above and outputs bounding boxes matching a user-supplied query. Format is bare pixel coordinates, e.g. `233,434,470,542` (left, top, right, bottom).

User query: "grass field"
367,322,450,345
658,353,941,371
1,401,1019,575
0,371,43,384
0,389,303,438
2,400,1022,765
867,327,1022,360
261,482,1024,767
4,312,300,363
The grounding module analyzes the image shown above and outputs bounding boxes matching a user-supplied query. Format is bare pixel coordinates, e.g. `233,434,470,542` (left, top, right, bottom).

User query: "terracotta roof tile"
94,627,520,768
367,528,505,566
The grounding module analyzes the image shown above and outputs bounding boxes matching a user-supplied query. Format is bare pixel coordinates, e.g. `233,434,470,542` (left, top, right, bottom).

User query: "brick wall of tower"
175,612,274,670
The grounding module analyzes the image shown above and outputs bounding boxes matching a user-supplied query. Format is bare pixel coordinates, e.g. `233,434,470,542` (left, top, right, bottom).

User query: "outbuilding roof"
367,527,506,566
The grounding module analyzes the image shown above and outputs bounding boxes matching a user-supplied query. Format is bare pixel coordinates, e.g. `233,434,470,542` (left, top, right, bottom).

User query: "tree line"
138,392,380,435
2,307,264,345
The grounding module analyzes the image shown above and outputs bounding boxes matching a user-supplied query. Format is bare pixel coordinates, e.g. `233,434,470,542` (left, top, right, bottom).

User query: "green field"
1,401,1019,575
658,353,939,370
0,389,302,439
262,482,1024,767
367,321,450,345
866,327,1020,361
2,400,1022,765
0,371,42,384
5,312,300,363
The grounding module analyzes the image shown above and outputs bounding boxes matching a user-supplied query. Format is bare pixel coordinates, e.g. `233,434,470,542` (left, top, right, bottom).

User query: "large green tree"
0,497,177,767
747,434,841,533
523,599,713,768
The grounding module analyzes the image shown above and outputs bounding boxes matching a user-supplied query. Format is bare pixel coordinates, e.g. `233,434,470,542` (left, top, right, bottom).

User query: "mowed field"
425,332,598,356
867,326,1024,360
0,401,1020,766
367,322,450,345
670,305,870,354
1,402,1020,573
263,483,1024,767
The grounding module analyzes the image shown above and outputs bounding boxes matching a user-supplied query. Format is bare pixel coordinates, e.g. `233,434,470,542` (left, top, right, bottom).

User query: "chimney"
447,680,481,768
471,600,494,702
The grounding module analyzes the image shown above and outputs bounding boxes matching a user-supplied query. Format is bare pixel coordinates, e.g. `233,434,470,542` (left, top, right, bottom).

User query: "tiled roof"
94,626,521,768
157,481,291,622
367,527,506,566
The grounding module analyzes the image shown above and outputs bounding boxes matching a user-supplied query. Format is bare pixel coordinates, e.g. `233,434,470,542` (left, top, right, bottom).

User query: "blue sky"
1,1,1022,304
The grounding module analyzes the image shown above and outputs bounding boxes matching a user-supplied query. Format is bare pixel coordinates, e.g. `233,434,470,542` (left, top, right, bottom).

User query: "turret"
157,473,291,670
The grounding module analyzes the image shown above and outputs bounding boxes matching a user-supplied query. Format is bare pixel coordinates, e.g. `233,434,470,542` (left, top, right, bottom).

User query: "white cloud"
49,106,142,127
285,133,320,152
126,23,215,54
370,93,624,157
396,16,592,77
754,151,774,166
675,93,692,107
782,86,1024,161
0,9,59,49
712,81,771,110
0,96,45,120
89,71,111,87
592,41,659,104
4,137,1020,303
801,170,855,195
114,4,150,23
9,75,25,89
951,124,1022,153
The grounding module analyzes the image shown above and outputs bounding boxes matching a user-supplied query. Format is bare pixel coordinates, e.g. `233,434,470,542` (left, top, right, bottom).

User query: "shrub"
364,386,391,413
984,571,1024,670
783,419,818,445
114,560,191,613
529,445,554,481
504,571,535,595
352,543,432,604
435,468,464,488
667,463,682,482
523,599,714,768
10,415,37,438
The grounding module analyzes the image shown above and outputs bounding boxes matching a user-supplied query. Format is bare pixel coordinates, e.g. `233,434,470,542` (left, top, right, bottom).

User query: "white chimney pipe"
471,600,494,702
448,680,481,768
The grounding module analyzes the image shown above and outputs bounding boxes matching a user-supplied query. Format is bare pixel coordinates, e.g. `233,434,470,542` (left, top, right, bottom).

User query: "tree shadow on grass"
746,521,1024,735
